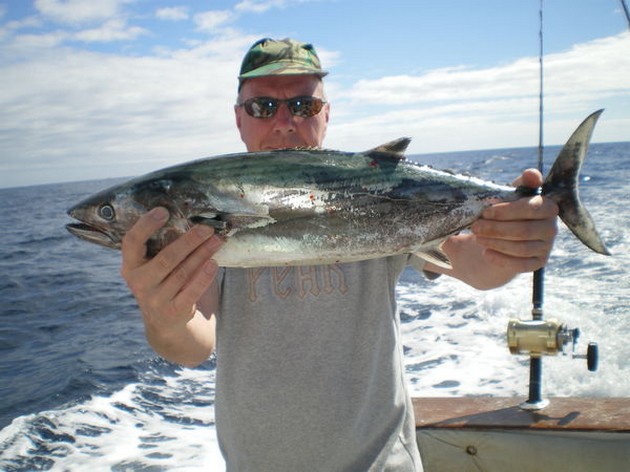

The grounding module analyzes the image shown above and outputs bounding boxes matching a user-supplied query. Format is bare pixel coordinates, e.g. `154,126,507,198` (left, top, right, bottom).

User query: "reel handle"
587,342,599,372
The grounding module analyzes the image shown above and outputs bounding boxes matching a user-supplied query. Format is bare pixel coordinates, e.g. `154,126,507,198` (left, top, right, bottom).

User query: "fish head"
66,177,198,257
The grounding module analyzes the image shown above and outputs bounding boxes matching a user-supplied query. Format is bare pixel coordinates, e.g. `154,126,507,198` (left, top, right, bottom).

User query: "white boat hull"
413,397,630,472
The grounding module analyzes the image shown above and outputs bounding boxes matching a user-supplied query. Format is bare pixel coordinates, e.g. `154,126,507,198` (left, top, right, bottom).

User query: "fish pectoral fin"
190,211,275,234
190,213,228,231
412,244,452,270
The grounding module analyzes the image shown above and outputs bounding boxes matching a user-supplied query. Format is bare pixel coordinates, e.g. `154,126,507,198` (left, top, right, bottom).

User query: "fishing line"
537,1,544,175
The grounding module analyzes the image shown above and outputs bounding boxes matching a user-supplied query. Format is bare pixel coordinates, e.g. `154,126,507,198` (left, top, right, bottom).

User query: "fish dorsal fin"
365,137,411,160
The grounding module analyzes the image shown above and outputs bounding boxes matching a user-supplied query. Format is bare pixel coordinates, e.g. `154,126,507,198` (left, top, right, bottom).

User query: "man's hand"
471,168,559,273
120,207,224,365
427,169,559,289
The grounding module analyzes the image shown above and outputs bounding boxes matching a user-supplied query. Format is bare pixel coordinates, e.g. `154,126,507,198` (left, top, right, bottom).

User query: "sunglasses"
238,96,327,119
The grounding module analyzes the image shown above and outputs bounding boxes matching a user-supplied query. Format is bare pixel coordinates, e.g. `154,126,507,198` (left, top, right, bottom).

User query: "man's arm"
120,207,224,367
425,169,559,290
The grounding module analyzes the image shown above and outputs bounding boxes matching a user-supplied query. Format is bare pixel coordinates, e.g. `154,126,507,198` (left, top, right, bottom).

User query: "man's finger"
481,195,558,222
475,236,551,259
473,218,558,242
512,168,543,188
158,235,224,303
121,207,169,270
481,249,547,273
168,259,221,318
145,224,216,281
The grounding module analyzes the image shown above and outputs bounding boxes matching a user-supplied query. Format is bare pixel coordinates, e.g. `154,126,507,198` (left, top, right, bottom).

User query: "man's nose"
272,103,296,133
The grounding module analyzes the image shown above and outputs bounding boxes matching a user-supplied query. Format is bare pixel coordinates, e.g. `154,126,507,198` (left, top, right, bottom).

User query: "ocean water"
1,142,628,471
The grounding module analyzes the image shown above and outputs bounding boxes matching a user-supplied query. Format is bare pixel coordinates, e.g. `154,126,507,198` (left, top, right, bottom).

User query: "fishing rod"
528,0,546,408
525,0,547,409
621,0,630,29
506,0,598,411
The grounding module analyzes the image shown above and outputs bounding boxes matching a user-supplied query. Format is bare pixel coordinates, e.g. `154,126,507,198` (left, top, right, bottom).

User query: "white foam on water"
399,273,531,398
398,214,629,400
0,368,226,471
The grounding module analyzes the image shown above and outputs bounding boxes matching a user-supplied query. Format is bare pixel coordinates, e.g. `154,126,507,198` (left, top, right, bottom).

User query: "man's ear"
234,104,242,131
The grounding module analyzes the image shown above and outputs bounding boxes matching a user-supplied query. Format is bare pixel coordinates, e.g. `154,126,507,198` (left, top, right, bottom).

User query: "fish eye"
99,204,115,221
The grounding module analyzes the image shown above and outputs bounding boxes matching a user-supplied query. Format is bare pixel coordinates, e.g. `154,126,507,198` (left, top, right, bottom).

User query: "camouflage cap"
238,38,328,83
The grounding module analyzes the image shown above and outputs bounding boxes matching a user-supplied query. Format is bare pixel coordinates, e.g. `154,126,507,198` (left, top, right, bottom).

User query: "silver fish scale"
165,149,516,266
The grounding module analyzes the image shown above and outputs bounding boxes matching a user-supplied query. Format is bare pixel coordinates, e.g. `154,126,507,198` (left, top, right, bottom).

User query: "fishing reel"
507,318,598,410
507,319,598,371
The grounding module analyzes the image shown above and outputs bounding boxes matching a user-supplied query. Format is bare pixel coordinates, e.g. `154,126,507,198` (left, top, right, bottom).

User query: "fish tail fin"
542,109,610,255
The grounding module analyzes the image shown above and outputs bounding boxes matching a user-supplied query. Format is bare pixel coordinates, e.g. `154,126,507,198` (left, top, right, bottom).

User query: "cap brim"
239,62,328,80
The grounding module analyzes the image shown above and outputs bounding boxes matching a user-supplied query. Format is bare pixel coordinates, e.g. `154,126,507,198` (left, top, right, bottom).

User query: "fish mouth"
66,222,120,249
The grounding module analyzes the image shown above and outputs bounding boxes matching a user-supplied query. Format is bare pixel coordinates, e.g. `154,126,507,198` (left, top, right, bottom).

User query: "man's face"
235,75,330,152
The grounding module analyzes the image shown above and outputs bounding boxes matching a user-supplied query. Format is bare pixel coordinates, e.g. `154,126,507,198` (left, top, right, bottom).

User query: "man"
121,38,558,471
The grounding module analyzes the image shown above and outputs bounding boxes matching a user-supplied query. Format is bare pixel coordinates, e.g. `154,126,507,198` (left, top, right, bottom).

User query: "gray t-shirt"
215,255,424,471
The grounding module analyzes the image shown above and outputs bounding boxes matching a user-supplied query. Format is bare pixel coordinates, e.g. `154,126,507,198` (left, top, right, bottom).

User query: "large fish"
66,110,610,268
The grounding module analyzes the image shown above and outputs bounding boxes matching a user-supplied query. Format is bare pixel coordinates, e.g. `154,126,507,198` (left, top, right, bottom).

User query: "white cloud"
0,1,627,190
34,0,127,25
73,18,147,42
194,10,234,33
192,1,314,35
344,33,630,108
156,6,189,21
5,29,68,49
323,32,630,154
0,32,259,187
234,0,320,14
1,3,146,48
0,15,44,42
235,0,289,14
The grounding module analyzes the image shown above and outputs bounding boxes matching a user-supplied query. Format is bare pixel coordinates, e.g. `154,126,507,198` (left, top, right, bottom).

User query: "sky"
1,0,629,188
